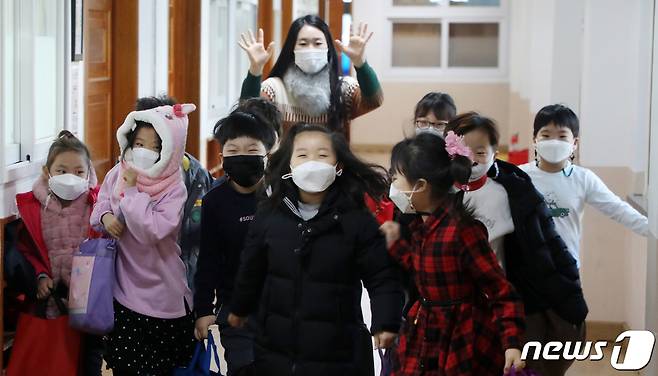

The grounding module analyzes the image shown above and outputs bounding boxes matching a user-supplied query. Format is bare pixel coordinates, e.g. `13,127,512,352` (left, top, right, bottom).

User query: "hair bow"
444,131,473,160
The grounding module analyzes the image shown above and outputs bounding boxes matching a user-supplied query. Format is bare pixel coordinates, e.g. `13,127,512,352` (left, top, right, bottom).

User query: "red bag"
7,294,82,376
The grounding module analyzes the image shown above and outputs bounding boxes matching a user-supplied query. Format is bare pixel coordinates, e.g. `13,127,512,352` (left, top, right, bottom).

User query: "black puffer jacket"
230,187,404,376
492,160,588,325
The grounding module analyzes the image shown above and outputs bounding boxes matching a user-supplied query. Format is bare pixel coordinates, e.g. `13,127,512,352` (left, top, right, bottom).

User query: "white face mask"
415,127,445,138
48,173,89,201
283,160,342,193
469,154,495,182
131,147,160,170
389,183,418,214
536,140,575,164
294,49,328,75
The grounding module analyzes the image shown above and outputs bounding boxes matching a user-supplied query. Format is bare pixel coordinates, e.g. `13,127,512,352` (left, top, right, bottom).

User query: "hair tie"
444,131,473,160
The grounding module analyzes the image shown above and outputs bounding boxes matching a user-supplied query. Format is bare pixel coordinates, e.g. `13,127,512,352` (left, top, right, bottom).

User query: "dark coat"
230,187,404,376
492,159,588,325
180,153,213,294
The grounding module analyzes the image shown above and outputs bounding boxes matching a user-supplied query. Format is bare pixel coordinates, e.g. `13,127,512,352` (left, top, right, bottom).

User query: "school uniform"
230,186,404,376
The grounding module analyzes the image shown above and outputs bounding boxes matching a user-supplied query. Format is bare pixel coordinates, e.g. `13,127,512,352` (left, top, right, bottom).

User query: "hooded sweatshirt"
91,104,196,319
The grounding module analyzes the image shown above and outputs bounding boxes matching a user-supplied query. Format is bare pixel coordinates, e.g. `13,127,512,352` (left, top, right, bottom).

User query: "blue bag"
174,331,223,376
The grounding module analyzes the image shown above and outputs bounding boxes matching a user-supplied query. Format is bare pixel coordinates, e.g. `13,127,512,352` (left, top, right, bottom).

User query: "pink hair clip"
444,131,473,160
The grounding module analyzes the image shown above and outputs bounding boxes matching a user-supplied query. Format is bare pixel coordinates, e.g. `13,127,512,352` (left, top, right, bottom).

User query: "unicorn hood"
116,104,195,199
117,104,195,179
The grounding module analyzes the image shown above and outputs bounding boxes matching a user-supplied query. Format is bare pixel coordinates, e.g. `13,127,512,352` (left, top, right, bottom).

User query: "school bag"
68,237,117,334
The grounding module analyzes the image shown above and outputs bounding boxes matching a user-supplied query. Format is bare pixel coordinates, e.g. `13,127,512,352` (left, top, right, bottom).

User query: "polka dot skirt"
104,301,195,375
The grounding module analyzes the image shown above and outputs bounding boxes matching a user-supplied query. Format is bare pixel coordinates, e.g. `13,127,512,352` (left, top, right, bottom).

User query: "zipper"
291,219,306,375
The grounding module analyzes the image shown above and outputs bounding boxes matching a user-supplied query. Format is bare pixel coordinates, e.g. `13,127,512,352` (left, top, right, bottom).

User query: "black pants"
80,334,105,375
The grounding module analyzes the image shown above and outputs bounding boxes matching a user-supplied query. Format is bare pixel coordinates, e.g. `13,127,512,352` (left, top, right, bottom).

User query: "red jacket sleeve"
16,221,50,278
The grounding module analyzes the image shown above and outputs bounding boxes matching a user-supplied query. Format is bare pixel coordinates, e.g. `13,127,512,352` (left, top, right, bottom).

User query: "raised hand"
333,22,373,68
238,28,275,76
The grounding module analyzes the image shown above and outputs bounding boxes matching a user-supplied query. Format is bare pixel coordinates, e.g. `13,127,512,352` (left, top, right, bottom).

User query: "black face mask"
223,155,266,188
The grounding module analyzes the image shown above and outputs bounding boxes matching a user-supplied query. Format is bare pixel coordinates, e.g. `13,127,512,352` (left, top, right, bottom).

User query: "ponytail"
46,130,91,169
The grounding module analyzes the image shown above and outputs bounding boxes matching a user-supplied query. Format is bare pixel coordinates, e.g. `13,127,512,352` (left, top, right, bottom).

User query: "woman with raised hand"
238,15,383,139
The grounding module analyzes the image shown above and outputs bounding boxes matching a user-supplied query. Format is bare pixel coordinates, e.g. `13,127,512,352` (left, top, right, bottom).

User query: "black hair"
236,97,283,138
135,95,177,111
533,104,580,138
266,123,388,209
213,110,277,152
414,92,457,121
390,133,474,221
445,112,500,147
46,130,92,169
123,123,163,159
268,15,346,133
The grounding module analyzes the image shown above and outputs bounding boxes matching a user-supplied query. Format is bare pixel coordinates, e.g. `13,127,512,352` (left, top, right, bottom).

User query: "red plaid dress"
389,203,525,376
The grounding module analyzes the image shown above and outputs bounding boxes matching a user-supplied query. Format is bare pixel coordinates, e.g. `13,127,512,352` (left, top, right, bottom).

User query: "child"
134,95,214,294
413,92,457,137
90,103,196,375
193,105,278,376
447,113,588,376
519,104,649,266
15,130,104,375
379,133,526,376
227,123,404,375
398,92,459,318
239,16,382,137
238,97,283,150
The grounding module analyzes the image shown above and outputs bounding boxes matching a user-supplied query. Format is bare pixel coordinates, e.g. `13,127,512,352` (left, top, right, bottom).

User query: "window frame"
383,0,509,81
1,0,66,174
1,0,20,166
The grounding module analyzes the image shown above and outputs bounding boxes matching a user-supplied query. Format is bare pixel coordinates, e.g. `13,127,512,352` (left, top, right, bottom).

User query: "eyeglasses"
415,119,448,130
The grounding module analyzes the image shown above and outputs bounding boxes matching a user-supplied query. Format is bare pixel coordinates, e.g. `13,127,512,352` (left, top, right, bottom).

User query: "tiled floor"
101,352,638,376
98,290,641,375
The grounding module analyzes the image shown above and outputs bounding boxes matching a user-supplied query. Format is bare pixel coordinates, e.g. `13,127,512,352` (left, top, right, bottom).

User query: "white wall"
579,0,652,171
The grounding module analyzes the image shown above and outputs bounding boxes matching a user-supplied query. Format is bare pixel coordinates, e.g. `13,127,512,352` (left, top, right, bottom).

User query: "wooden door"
84,0,114,180
168,0,201,158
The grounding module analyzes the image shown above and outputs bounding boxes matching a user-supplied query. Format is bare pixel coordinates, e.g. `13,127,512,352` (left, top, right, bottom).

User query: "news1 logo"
521,330,656,370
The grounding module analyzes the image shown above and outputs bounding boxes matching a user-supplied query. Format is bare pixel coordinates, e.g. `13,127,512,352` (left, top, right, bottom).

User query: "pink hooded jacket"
91,104,195,319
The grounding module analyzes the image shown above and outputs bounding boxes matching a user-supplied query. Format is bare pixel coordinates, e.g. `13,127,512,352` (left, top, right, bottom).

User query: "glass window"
448,22,498,67
209,0,229,108
449,0,500,6
393,0,440,6
3,0,15,145
233,0,258,102
294,0,319,19
392,23,441,67
33,0,58,140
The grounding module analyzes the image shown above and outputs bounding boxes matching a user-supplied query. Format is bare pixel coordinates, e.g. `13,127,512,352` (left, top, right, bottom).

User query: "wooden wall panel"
169,0,201,158
111,0,139,167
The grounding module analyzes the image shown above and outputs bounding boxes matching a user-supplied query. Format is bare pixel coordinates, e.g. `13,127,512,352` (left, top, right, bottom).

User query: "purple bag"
68,238,116,334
